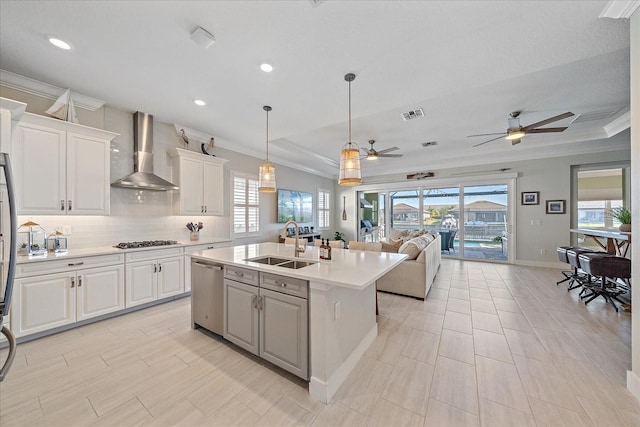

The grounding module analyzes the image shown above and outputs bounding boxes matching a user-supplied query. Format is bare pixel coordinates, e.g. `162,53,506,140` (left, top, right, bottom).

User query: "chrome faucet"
281,220,305,257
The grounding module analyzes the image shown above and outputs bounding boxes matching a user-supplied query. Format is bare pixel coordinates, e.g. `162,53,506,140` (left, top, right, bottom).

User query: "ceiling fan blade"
472,135,504,147
378,153,403,158
467,132,506,138
525,127,568,134
376,146,399,154
522,112,574,130
360,147,370,153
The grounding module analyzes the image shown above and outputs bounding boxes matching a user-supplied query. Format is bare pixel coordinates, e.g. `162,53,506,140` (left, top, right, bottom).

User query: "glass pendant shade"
339,73,362,186
258,105,276,192
339,142,361,186
258,162,276,192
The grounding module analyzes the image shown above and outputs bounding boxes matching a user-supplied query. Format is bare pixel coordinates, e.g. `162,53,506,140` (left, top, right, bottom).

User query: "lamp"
258,105,276,192
339,73,362,186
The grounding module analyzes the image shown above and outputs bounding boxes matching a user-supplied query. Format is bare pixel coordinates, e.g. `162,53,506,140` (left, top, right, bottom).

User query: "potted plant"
611,207,631,232
334,231,346,246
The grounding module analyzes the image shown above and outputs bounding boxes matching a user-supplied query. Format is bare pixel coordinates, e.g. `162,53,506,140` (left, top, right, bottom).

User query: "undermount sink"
247,256,291,265
245,256,317,269
277,260,317,269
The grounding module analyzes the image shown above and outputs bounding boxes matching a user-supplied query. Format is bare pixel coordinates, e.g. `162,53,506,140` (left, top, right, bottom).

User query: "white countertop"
16,238,233,264
190,242,407,290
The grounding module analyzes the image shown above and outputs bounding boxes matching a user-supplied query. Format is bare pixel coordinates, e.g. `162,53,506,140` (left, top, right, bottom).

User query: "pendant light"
338,73,362,186
258,105,276,192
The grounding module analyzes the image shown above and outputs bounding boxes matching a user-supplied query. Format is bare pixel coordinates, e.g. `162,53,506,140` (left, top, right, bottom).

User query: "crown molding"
600,0,640,18
0,69,105,111
0,97,27,119
604,110,631,136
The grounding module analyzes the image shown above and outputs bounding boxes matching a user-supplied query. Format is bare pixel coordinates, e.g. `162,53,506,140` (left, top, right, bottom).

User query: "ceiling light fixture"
505,129,525,140
49,37,71,50
258,105,276,192
338,73,362,186
260,63,273,73
194,99,206,106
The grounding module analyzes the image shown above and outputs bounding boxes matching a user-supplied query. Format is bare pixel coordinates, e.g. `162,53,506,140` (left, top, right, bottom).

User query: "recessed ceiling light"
194,99,206,106
260,63,273,73
49,37,71,50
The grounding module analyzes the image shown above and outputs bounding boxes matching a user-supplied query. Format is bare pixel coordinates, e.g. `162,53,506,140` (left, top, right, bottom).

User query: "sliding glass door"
461,184,509,261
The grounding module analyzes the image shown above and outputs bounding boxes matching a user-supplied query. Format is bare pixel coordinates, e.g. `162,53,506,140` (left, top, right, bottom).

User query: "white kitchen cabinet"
125,247,185,308
171,148,228,216
11,113,117,215
12,258,125,338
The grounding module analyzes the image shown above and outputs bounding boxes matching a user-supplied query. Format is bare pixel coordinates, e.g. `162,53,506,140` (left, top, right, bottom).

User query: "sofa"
349,229,441,300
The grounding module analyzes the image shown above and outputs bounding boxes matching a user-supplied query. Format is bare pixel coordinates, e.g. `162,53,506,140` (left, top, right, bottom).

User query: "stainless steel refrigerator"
0,152,17,381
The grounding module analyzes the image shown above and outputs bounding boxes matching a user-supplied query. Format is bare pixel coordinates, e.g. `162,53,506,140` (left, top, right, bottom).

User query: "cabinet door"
180,157,204,215
259,288,308,379
202,161,224,215
66,132,110,215
77,265,124,321
157,256,184,299
125,261,157,308
12,122,66,214
224,279,259,355
12,272,76,337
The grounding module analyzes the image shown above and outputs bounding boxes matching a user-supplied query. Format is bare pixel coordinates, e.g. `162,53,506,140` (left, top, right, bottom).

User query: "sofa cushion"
348,241,382,252
398,235,430,260
381,239,402,253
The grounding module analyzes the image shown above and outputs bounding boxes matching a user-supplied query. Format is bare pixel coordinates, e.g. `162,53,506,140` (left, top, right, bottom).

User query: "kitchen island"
189,242,407,403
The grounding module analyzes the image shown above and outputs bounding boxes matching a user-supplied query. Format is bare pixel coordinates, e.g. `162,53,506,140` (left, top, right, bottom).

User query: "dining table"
570,228,631,257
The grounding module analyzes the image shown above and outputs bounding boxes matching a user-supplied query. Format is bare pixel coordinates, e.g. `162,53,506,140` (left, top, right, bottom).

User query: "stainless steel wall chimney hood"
111,112,179,191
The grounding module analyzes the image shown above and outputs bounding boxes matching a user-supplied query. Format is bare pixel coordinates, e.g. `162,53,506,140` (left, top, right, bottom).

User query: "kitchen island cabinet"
190,242,406,403
11,112,117,215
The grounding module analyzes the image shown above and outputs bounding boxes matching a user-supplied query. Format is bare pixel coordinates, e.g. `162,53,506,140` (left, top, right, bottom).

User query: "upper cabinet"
11,113,118,215
171,148,228,216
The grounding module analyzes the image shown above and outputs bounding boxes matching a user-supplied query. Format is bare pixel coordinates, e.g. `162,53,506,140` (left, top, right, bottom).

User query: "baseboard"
309,323,377,404
514,259,566,269
628,370,640,402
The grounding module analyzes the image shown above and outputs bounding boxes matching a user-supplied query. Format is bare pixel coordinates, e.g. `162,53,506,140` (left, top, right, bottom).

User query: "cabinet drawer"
125,247,184,263
16,253,125,278
261,273,308,299
224,265,259,286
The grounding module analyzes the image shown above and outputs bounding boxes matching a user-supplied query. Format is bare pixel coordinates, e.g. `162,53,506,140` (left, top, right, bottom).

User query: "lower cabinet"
125,256,184,308
12,264,124,338
223,271,308,379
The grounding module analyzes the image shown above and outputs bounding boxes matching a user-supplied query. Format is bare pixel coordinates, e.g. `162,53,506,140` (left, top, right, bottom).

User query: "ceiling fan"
361,139,403,160
469,111,574,147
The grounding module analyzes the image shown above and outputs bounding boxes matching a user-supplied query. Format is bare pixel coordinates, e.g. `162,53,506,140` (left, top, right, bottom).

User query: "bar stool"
556,246,574,285
578,253,631,312
565,248,604,291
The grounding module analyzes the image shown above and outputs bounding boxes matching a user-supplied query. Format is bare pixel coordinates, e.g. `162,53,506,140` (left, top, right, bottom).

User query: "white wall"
335,139,631,266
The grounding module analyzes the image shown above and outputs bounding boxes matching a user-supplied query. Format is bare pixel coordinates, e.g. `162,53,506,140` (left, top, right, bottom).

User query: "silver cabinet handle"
234,272,244,277
207,246,215,250
158,263,162,273
194,263,222,270
201,206,204,213
154,264,157,273
258,295,264,310
78,276,82,287
68,200,72,211
204,205,207,213
61,200,65,211
70,277,75,288
68,262,84,267
252,295,257,309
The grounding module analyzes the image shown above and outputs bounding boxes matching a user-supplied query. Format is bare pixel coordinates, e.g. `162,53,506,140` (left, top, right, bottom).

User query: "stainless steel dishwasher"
191,259,224,335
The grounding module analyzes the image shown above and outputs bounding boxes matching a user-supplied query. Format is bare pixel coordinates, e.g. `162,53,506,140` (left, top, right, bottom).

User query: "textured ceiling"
0,1,631,179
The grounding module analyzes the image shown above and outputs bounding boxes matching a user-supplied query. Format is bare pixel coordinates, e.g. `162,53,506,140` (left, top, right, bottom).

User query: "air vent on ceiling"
401,108,424,121
407,171,434,180
421,141,438,147
570,106,624,124
308,0,327,7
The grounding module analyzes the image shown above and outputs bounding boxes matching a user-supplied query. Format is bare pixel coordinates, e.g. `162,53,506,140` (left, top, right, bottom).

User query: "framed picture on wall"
521,191,539,205
546,200,565,214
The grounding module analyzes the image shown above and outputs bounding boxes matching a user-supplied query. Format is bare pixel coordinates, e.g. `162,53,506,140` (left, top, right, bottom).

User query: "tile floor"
0,259,637,426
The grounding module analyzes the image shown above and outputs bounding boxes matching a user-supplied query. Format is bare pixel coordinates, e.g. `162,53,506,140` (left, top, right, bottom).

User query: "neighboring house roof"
449,200,507,213
392,203,418,213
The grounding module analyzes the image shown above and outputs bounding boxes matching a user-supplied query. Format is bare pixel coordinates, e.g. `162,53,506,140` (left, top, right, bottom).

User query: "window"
318,189,330,229
232,172,259,236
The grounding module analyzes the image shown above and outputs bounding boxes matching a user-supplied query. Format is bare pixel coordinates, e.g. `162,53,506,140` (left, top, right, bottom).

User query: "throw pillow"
398,235,429,260
381,239,402,253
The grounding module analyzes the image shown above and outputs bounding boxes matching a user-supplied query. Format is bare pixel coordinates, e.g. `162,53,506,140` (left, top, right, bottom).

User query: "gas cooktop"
114,240,178,249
